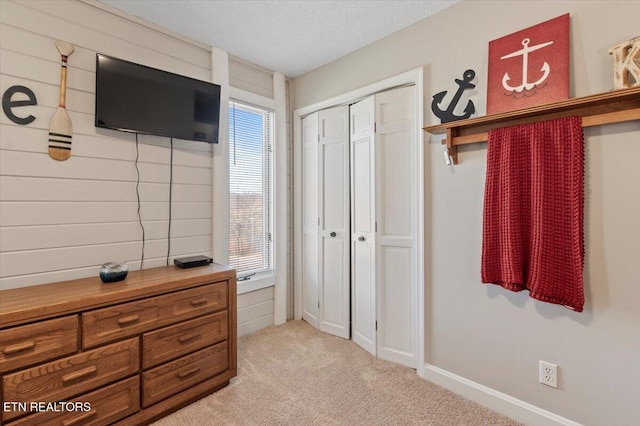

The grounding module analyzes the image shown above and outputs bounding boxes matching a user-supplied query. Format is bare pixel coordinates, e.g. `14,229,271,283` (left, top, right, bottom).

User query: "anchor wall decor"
431,69,477,124
501,38,553,94
487,13,570,115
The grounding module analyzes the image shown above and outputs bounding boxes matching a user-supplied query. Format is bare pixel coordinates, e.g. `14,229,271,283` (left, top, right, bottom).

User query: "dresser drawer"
142,311,228,369
0,315,78,374
2,338,139,421
6,376,140,426
82,282,227,348
142,341,228,407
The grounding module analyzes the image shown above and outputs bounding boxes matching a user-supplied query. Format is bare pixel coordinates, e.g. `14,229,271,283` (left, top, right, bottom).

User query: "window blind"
229,101,273,276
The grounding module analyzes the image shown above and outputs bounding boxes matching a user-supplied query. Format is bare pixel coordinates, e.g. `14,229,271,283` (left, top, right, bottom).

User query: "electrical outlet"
539,361,558,388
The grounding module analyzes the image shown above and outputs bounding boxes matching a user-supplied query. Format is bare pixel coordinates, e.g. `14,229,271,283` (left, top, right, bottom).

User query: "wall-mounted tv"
95,54,221,143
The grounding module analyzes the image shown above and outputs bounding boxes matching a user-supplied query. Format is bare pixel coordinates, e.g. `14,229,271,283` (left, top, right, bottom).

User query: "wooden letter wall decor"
609,36,640,89
1,85,37,125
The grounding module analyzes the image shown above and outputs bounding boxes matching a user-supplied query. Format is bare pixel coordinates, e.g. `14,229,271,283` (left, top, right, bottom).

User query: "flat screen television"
95,54,221,143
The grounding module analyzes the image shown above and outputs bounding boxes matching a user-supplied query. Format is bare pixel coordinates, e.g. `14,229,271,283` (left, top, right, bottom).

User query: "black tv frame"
95,53,221,144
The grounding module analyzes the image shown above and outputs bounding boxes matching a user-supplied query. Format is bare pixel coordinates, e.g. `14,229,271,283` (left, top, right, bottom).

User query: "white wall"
0,0,290,335
0,0,216,289
293,1,640,425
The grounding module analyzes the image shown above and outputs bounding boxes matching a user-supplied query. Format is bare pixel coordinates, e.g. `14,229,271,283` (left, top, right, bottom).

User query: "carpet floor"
152,320,521,425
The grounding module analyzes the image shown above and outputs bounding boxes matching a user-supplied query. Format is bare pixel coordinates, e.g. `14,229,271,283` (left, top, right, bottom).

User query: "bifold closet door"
350,87,417,367
301,106,350,339
350,95,376,355
318,106,350,339
301,87,417,360
375,85,416,368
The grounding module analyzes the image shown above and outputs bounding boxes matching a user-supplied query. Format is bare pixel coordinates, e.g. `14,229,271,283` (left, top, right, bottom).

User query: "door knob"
358,236,365,242
330,232,336,237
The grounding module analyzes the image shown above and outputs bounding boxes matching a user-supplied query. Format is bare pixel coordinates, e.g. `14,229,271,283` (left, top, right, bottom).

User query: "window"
228,100,273,277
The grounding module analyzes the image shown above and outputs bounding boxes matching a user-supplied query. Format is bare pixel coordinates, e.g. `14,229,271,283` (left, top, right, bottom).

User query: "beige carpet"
152,320,521,425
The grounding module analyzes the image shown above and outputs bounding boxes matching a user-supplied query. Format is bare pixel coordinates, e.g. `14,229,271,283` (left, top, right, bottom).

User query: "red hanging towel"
481,116,585,312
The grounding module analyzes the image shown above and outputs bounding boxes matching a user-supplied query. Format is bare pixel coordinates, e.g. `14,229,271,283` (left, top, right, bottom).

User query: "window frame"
227,87,276,294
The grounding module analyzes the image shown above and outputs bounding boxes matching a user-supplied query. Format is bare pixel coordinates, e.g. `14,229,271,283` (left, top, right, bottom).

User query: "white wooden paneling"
0,177,211,203
238,300,273,324
285,80,292,320
237,286,274,308
0,0,215,289
1,1,210,78
0,151,212,185
38,1,210,67
1,219,212,252
273,72,287,325
1,124,213,163
229,57,273,99
286,80,293,320
238,286,274,337
237,315,274,338
0,234,211,277
0,201,211,227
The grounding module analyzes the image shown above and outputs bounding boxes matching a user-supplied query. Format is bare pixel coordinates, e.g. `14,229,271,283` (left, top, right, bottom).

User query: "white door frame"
293,68,425,377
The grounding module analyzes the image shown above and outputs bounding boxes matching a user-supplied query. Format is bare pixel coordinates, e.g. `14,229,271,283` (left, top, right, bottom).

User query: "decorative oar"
48,41,74,161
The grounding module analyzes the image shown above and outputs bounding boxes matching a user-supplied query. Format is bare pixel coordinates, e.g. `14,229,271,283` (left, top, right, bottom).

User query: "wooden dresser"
0,264,237,425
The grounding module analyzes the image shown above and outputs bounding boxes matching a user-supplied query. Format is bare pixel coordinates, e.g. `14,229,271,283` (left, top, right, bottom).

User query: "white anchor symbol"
501,38,554,93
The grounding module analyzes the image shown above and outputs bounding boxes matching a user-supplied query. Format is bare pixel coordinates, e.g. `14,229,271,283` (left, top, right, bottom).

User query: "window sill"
237,272,275,295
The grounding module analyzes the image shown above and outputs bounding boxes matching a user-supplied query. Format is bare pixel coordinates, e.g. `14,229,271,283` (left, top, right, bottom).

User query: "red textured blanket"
481,116,585,312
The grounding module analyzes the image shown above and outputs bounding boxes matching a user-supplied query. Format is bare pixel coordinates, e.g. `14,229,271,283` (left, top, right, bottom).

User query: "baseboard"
421,363,583,426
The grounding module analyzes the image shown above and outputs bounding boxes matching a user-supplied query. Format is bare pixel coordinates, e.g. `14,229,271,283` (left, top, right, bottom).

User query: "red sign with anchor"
487,14,570,115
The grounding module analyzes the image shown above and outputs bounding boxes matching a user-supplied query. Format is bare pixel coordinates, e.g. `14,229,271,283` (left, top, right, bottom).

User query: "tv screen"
95,54,221,143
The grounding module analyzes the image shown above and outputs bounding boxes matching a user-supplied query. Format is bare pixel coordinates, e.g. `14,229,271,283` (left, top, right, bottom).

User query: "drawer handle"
178,333,201,344
117,315,140,326
62,411,98,426
62,366,98,384
190,298,208,307
2,341,36,355
177,367,201,379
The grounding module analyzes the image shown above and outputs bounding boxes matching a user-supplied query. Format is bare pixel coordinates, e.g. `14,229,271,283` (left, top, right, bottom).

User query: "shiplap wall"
229,56,274,99
0,0,215,290
0,0,290,335
228,57,295,328
238,286,275,336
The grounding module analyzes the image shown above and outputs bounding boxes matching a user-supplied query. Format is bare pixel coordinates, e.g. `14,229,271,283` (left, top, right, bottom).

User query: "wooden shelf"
423,86,640,164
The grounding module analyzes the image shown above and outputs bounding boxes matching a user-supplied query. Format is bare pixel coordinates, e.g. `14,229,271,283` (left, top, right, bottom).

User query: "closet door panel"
321,143,347,230
350,96,376,355
321,238,346,327
379,132,412,237
375,86,416,368
379,246,413,359
318,106,350,339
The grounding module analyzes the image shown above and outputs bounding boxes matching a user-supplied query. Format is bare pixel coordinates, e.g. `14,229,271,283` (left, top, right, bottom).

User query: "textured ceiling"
100,0,460,77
